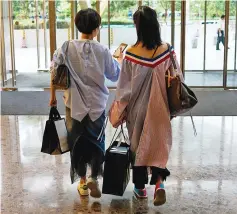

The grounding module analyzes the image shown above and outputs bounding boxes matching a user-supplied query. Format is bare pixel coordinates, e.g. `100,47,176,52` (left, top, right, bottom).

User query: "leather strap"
151,45,159,58
167,43,177,70
97,116,108,142
64,40,70,63
190,112,197,136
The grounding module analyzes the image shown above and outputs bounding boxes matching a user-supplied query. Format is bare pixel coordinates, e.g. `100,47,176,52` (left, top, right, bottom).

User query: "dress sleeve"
104,48,121,82
115,59,132,102
109,59,132,128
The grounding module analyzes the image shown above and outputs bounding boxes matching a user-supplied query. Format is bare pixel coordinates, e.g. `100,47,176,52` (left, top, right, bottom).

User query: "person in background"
49,8,122,198
216,15,226,50
128,8,133,19
110,6,184,206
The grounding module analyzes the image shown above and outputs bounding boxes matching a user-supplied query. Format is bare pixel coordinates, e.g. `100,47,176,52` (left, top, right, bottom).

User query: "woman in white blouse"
50,8,122,198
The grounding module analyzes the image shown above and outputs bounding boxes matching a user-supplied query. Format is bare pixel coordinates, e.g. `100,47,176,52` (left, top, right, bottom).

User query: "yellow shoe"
77,180,89,196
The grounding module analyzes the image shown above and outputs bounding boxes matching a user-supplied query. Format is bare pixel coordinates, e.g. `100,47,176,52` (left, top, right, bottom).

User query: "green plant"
101,21,133,26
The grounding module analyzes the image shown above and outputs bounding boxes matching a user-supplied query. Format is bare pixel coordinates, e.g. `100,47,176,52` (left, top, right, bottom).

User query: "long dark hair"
133,6,162,50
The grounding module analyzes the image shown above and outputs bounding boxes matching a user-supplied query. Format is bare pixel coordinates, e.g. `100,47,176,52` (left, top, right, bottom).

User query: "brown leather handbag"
166,44,198,134
52,41,70,90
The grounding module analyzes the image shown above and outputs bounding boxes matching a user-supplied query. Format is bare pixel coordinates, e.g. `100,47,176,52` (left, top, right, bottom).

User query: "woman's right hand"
117,47,124,65
49,97,57,107
49,78,57,107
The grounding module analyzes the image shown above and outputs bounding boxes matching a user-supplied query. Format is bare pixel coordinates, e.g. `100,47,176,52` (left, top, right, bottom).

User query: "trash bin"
192,37,198,49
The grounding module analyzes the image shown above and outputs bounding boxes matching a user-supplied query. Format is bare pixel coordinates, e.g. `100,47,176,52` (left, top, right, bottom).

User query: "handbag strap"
190,111,197,136
110,124,129,148
165,44,177,87
97,116,108,142
167,43,177,70
151,45,159,58
63,40,70,64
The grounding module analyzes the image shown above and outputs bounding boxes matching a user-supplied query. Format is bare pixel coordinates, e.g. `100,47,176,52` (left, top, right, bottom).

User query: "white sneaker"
87,177,101,198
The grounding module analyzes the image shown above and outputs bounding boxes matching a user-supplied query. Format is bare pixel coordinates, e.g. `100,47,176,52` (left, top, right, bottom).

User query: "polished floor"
1,116,237,214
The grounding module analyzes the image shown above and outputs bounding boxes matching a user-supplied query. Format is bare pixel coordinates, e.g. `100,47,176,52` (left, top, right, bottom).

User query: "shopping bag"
102,126,131,196
41,107,69,155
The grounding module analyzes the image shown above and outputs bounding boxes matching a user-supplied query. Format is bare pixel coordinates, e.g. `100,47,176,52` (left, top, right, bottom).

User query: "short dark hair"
221,15,225,19
133,6,162,50
75,8,101,34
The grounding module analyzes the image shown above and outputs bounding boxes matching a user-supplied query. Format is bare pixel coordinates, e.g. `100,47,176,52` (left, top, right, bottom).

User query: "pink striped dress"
113,46,183,168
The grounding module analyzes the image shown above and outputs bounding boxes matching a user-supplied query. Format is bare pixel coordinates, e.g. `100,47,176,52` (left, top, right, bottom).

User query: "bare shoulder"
159,43,169,52
125,45,135,54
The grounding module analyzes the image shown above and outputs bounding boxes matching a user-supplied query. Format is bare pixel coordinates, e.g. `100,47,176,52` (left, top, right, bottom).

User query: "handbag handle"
97,116,108,142
110,124,129,148
167,43,177,70
166,69,171,88
63,40,70,63
166,44,178,87
49,107,61,120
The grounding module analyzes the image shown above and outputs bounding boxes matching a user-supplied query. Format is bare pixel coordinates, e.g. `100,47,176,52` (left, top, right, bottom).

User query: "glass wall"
1,0,50,88
1,0,16,88
183,0,237,87
99,1,109,47
13,0,37,76
227,0,237,87
56,0,71,48
185,0,205,72
37,0,50,72
1,0,237,89
174,0,182,62
105,1,138,50
184,0,224,86
205,0,225,86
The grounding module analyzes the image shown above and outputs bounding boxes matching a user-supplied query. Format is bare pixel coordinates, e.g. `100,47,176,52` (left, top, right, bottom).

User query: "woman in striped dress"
110,6,183,206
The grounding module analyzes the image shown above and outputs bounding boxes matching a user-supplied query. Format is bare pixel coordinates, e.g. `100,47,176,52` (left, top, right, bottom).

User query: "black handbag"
102,126,131,196
51,41,70,90
41,107,69,155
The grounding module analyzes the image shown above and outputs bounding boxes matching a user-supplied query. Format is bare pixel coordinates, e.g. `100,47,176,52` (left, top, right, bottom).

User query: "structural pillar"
49,0,56,60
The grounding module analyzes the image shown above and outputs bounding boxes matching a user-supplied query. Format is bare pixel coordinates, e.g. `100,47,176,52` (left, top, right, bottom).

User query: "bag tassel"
97,116,109,142
190,111,197,136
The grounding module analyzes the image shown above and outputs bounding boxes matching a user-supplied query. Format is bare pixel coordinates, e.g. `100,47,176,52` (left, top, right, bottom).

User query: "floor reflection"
1,116,237,213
